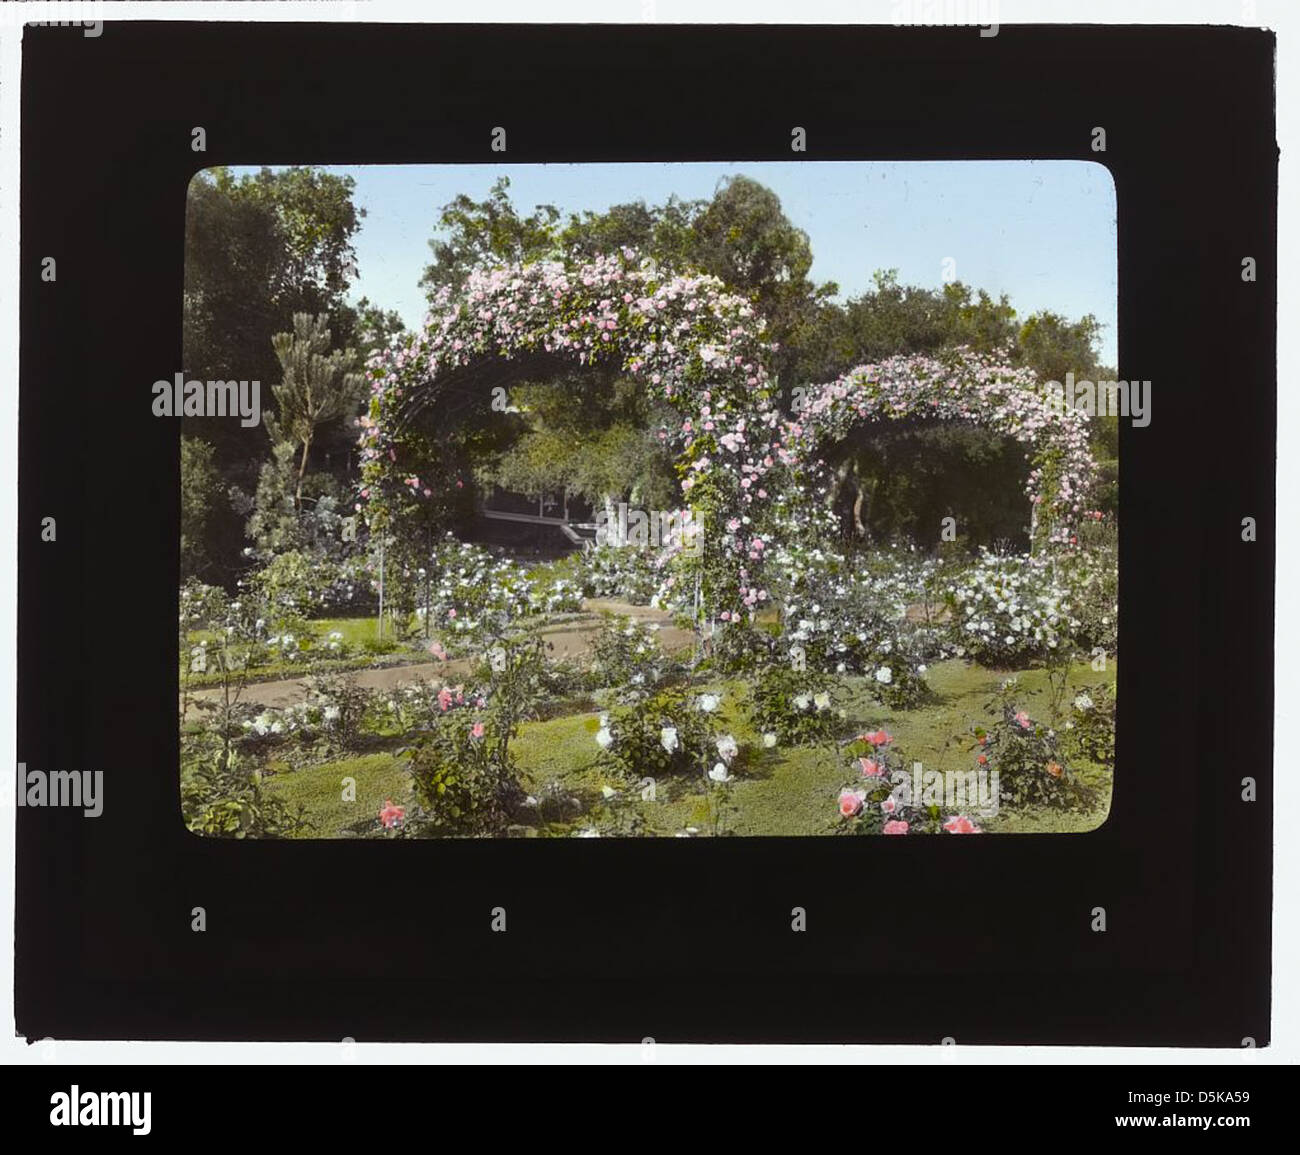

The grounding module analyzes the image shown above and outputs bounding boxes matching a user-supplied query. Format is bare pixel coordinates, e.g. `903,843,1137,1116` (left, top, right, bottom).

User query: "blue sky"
237,160,1118,366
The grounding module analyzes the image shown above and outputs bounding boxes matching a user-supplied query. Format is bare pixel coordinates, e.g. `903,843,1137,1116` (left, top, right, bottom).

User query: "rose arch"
357,256,1095,633
355,251,796,623
789,349,1097,551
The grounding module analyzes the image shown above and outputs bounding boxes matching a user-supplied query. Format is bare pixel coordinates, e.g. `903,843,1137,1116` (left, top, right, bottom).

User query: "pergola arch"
356,251,791,621
357,258,1096,633
790,350,1096,551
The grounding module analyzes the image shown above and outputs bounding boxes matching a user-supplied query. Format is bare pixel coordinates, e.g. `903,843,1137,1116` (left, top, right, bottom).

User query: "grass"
262,753,415,838
259,656,1115,838
180,614,427,688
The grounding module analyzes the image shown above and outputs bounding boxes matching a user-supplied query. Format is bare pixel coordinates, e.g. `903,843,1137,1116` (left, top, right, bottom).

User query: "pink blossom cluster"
356,251,788,618
790,349,1096,549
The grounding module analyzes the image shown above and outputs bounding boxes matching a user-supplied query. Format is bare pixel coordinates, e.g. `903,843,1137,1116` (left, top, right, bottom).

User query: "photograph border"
16,20,1274,1044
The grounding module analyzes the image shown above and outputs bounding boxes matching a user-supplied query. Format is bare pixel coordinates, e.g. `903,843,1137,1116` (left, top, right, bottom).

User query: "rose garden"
179,169,1118,840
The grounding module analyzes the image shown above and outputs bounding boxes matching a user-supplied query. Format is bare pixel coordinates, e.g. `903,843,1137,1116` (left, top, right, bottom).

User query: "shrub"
301,672,375,750
422,537,582,645
772,544,933,706
402,707,524,836
971,684,1098,811
575,544,668,605
250,550,337,621
944,551,1079,667
595,685,728,782
1060,518,1118,657
1061,682,1116,772
379,678,472,734
401,629,546,836
589,614,669,690
748,664,844,746
181,740,305,838
832,729,946,836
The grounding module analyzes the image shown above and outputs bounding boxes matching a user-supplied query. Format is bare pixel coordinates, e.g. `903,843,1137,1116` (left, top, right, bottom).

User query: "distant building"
466,485,596,556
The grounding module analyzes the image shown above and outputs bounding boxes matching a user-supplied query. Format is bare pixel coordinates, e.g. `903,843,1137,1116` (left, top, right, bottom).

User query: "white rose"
875,666,893,685
660,726,679,753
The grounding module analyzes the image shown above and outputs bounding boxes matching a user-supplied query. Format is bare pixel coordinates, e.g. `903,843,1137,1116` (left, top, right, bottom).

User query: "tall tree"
185,167,362,385
1015,309,1105,385
421,177,560,299
180,436,226,581
841,270,1020,364
269,313,364,511
353,295,408,360
478,374,680,524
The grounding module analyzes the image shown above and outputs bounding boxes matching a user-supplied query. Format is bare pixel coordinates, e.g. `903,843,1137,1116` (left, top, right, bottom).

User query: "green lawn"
180,614,423,688
260,657,1115,838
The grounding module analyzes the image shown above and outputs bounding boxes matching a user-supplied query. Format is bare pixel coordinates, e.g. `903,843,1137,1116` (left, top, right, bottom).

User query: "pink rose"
883,820,909,835
943,815,982,834
839,790,866,818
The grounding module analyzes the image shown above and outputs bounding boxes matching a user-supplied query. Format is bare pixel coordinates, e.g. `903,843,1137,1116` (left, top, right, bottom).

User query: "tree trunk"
295,433,312,512
853,482,868,538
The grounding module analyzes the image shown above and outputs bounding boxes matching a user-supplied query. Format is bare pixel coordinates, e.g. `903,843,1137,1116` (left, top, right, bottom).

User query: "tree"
180,436,225,581
1015,310,1116,513
559,195,702,270
421,177,560,299
685,176,840,385
1015,309,1105,386
476,373,680,525
185,167,363,403
840,271,1019,365
353,296,407,360
269,313,364,511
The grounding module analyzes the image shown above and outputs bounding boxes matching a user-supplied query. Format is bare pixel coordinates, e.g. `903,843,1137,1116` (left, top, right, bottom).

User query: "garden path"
183,598,694,716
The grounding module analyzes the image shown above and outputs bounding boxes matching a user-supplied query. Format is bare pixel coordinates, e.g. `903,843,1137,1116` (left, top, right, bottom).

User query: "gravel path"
183,599,694,715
